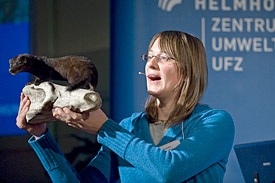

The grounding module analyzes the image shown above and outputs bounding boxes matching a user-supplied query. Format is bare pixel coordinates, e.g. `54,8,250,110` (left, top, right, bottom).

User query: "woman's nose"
146,56,158,65
146,57,159,69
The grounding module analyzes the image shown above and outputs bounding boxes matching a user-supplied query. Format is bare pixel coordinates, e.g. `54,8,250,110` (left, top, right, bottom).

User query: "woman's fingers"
19,93,26,113
16,93,31,130
22,99,30,113
53,108,66,121
63,108,81,120
53,108,107,135
53,108,84,123
67,121,83,129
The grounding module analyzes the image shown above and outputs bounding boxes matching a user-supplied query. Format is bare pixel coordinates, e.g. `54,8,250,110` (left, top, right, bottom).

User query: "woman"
17,31,235,182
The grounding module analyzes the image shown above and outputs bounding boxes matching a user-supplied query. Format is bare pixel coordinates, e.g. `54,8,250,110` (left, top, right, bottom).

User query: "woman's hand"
16,93,47,138
53,108,108,135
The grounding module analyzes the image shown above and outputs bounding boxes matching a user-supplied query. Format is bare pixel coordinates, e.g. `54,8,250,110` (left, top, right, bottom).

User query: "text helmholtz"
195,0,275,12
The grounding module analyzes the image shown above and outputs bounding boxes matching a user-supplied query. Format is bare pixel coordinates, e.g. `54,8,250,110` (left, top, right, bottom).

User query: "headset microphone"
138,72,146,76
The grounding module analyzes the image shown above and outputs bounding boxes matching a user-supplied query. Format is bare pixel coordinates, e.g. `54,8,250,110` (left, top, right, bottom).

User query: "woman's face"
145,38,180,100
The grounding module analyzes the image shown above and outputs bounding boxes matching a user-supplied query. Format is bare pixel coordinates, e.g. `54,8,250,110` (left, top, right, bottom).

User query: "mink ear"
19,54,29,63
19,56,25,62
15,56,25,65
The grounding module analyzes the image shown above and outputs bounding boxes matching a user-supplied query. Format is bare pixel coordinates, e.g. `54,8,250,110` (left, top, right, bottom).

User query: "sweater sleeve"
28,129,108,183
97,110,235,182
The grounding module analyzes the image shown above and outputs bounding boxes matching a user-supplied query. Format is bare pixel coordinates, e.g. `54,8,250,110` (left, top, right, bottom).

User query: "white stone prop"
22,82,102,124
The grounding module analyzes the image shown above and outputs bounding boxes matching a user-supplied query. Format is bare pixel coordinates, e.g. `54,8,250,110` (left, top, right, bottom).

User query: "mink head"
9,54,33,75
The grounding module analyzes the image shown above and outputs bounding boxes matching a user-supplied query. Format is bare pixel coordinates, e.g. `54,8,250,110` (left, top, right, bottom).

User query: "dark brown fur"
9,54,98,91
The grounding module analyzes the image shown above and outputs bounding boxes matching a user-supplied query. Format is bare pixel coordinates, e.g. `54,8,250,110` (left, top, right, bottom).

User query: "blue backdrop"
0,23,30,136
110,0,275,182
0,0,30,136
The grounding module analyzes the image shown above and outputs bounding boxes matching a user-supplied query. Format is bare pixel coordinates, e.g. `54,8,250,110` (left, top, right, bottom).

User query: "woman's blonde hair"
145,31,208,123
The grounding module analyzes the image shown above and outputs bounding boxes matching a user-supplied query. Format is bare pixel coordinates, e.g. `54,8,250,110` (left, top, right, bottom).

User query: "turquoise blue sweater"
29,105,234,183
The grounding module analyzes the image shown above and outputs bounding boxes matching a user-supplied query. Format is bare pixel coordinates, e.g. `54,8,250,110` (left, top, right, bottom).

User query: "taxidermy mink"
9,54,98,91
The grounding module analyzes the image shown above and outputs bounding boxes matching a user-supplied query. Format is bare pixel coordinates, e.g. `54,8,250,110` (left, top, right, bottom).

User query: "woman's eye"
161,56,169,61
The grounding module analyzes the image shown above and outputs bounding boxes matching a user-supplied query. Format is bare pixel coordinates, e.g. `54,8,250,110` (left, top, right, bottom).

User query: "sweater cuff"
97,119,134,159
28,129,64,170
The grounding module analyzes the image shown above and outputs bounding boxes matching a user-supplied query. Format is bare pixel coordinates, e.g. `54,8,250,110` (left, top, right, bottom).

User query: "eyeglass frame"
141,54,175,63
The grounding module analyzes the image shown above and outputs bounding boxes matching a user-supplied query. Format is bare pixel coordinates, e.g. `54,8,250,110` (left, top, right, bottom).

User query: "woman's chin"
147,90,160,97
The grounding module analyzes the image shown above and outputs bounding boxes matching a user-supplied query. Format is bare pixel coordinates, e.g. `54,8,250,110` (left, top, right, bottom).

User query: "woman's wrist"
33,128,47,140
95,119,108,134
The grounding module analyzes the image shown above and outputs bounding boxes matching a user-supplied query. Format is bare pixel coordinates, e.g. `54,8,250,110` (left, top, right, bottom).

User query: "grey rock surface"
22,82,102,124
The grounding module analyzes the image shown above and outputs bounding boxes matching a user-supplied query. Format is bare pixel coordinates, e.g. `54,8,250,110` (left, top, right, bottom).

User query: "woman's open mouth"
148,74,161,81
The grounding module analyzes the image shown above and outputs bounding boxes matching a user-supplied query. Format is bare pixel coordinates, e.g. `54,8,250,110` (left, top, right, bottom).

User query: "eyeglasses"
141,54,175,63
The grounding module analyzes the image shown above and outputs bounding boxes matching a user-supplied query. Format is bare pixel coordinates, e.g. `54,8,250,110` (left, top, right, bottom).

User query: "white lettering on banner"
194,0,275,72
195,0,275,11
212,37,275,52
212,57,243,71
154,0,273,72
211,17,275,33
